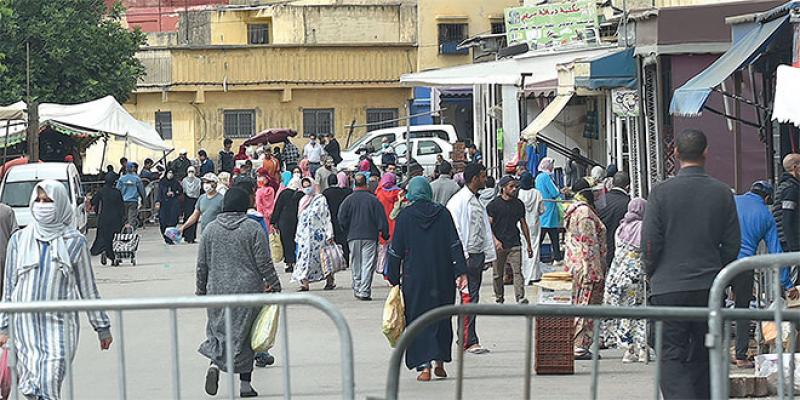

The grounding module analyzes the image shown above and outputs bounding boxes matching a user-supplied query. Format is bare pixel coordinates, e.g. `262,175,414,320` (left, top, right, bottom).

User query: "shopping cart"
111,225,140,266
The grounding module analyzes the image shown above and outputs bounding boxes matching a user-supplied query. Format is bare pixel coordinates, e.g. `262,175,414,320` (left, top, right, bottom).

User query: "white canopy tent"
0,96,171,151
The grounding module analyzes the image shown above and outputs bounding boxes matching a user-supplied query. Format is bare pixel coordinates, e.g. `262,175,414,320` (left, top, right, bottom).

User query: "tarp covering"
772,64,800,126
574,48,637,90
521,94,574,140
669,15,788,117
0,96,171,151
400,47,618,87
0,102,25,121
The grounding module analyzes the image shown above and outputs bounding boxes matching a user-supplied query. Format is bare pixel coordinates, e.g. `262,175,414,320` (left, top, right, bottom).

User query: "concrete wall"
207,4,416,46
417,0,519,71
86,87,411,172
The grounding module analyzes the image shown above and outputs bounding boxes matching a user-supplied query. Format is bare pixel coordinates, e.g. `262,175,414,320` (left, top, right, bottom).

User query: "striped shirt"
0,228,111,399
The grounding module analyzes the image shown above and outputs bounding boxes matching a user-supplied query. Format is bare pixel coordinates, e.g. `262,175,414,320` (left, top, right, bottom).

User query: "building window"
438,23,468,55
366,108,399,131
155,111,172,140
303,109,334,137
223,110,255,139
491,21,506,35
248,24,269,45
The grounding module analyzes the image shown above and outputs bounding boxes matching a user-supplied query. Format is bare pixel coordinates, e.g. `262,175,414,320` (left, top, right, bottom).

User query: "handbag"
320,243,346,277
269,231,284,263
0,348,10,400
382,286,405,347
250,305,280,352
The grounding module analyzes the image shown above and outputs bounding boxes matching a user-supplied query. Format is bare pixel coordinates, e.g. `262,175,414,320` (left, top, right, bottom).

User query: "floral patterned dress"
602,239,647,351
293,194,333,283
564,201,607,351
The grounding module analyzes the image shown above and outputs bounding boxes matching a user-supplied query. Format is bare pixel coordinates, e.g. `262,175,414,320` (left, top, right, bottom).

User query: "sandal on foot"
297,286,309,292
417,369,431,382
434,365,447,378
240,388,259,398
204,366,219,396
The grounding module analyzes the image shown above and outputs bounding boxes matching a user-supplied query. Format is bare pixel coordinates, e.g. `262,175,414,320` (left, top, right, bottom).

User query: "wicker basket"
535,316,575,375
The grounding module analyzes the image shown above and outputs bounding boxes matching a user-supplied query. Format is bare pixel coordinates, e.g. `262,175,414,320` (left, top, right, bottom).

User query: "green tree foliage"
0,0,145,104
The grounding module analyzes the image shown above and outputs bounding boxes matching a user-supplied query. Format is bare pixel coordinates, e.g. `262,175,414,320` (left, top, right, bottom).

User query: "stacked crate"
534,316,575,374
450,142,466,173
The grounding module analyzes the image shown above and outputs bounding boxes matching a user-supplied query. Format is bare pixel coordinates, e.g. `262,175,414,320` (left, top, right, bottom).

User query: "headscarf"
235,145,250,161
538,157,555,174
405,176,433,203
218,172,231,189
17,180,74,270
337,171,349,189
299,159,311,177
222,187,251,213
616,198,647,248
571,177,595,208
298,177,318,215
519,172,535,191
182,171,201,198
281,171,293,187
590,166,605,185
380,172,399,191
287,176,302,191
359,159,371,172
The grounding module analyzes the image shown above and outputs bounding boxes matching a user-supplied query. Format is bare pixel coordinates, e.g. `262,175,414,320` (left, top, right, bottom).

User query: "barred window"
303,109,334,137
223,110,255,139
248,24,269,45
155,111,172,140
366,108,399,131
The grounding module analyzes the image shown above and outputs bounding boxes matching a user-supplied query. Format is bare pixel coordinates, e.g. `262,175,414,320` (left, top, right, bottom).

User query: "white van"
340,124,458,167
0,163,88,233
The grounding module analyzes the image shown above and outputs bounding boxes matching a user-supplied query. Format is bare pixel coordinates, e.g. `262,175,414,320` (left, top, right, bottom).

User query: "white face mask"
303,187,314,195
203,183,214,193
32,202,57,224
293,172,301,179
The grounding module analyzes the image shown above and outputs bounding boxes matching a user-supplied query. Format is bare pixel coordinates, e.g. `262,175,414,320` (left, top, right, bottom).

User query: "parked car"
0,162,88,233
341,137,454,176
340,124,457,167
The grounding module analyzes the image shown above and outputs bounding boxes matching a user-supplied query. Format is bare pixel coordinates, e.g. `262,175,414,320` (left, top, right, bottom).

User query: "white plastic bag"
250,305,280,352
755,353,800,394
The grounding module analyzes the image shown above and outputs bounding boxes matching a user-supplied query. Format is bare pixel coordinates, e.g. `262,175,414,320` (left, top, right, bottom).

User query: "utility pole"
25,41,38,162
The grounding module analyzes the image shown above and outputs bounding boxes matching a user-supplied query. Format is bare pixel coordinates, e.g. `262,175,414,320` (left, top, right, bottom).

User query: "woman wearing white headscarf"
0,180,113,399
293,177,336,291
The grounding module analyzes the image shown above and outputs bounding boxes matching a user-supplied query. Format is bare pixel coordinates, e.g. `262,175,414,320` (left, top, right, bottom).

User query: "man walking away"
431,162,460,206
116,162,145,228
324,133,343,166
598,172,631,268
774,153,800,280
338,174,389,301
304,134,325,177
643,129,740,399
487,176,535,304
447,163,496,354
283,138,301,172
219,138,235,173
733,181,797,369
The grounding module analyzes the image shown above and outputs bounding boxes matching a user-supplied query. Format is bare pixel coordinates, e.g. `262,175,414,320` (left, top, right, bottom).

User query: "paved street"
69,227,657,400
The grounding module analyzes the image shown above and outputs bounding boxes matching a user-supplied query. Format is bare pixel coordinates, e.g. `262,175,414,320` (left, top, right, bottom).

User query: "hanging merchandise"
583,101,599,140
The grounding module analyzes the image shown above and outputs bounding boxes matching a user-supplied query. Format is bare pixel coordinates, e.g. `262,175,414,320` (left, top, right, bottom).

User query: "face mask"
32,202,57,224
203,183,214,193
303,187,314,195
382,143,389,149
188,172,195,177
166,172,174,179
293,172,301,178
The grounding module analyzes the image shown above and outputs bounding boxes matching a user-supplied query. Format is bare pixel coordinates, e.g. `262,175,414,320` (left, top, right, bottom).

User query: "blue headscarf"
405,176,432,203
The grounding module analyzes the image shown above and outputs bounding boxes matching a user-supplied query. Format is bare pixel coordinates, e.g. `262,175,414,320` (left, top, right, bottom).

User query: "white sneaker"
622,351,638,364
638,349,650,363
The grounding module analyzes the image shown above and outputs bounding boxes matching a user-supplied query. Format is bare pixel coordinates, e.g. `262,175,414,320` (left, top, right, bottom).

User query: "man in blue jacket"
116,162,146,227
733,181,797,368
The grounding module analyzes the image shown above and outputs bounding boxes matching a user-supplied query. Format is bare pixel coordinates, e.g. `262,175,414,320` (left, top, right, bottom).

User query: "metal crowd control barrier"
0,293,355,400
709,252,800,400
381,303,709,400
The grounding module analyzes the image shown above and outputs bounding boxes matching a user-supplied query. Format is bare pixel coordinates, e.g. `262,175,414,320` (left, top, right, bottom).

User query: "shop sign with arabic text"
505,1,599,50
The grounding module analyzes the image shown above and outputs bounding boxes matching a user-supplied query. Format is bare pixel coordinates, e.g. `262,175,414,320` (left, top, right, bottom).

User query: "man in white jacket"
446,163,497,355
